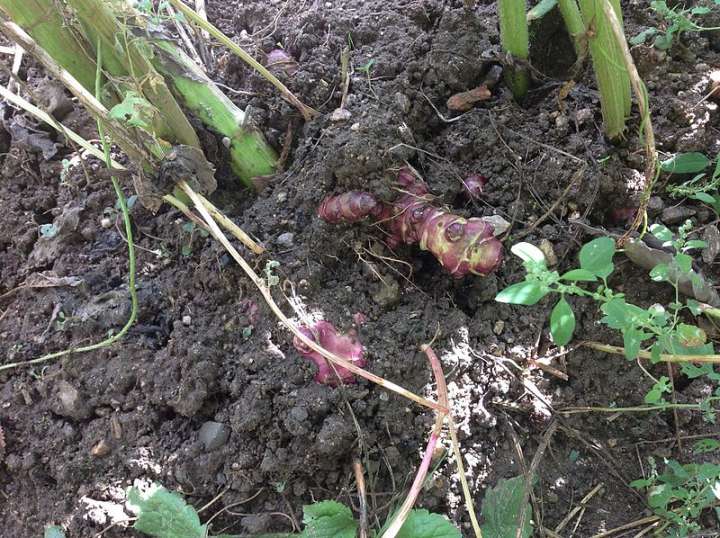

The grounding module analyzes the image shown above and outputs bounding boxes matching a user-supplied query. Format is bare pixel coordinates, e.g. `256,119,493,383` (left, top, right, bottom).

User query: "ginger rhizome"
293,320,366,385
318,168,503,278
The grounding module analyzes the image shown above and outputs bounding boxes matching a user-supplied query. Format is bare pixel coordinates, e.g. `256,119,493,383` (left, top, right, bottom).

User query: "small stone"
661,206,696,225
55,380,92,420
276,232,294,248
371,277,400,307
647,196,664,216
182,315,192,326
330,108,352,122
350,122,360,131
575,108,593,124
493,320,504,335
276,191,288,203
198,421,230,452
100,217,112,229
555,114,569,131
90,439,112,457
539,239,558,266
702,224,720,264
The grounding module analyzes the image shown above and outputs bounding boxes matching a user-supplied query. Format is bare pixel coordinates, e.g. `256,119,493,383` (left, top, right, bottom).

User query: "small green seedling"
631,0,720,50
127,483,461,538
630,454,720,534
497,226,719,400
180,221,209,256
666,151,720,216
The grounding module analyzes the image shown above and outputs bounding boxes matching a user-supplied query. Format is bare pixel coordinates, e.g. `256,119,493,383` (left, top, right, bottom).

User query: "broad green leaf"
691,6,711,14
692,192,716,204
649,263,669,282
560,269,597,282
128,485,206,538
579,237,615,278
550,297,575,346
395,509,461,538
660,152,711,174
677,324,707,347
511,242,546,265
527,0,558,21
674,253,693,274
44,527,66,538
623,327,646,360
480,476,533,538
600,298,649,330
644,376,671,404
686,299,702,315
683,240,708,251
496,281,548,305
302,500,357,538
693,439,720,454
650,223,673,242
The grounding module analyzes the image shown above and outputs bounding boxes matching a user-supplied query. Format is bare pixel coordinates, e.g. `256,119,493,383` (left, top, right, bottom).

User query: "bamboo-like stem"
150,37,277,184
577,0,631,139
557,0,586,58
166,0,317,121
583,341,720,363
179,180,446,414
65,0,200,148
498,0,529,100
601,0,658,240
0,0,97,89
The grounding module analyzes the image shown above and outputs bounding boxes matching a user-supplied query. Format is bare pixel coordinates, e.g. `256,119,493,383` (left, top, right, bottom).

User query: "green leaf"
674,252,693,274
693,439,720,454
649,263,669,282
44,527,66,538
395,509,461,538
691,192,716,204
128,485,207,538
686,299,702,315
660,152,711,174
511,242,546,265
683,240,708,251
480,476,533,538
650,223,673,242
579,237,615,278
495,281,549,305
527,0,558,21
550,297,575,346
560,269,597,282
644,376,671,404
109,91,160,132
630,27,658,45
676,324,707,347
600,298,649,330
301,500,357,538
623,327,646,360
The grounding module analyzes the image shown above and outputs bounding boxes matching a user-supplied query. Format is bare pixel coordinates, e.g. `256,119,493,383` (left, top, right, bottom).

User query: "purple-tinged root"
293,320,366,385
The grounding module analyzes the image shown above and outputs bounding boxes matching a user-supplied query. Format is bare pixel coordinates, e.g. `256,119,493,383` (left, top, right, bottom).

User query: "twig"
554,483,604,533
380,345,449,538
583,340,720,363
353,461,369,538
7,42,22,93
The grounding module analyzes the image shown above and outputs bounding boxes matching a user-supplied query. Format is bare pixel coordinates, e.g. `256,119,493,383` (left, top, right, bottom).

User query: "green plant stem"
577,0,631,139
66,0,200,148
0,0,96,90
166,0,317,121
557,0,586,58
498,0,530,100
150,37,277,185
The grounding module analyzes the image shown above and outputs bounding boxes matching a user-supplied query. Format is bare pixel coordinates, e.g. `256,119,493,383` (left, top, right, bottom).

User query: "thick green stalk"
557,0,586,58
152,39,277,186
577,0,631,139
66,0,200,148
0,0,96,90
498,0,530,100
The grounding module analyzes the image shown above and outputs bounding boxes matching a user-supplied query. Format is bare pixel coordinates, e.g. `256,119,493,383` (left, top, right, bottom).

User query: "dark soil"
2,1,720,537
